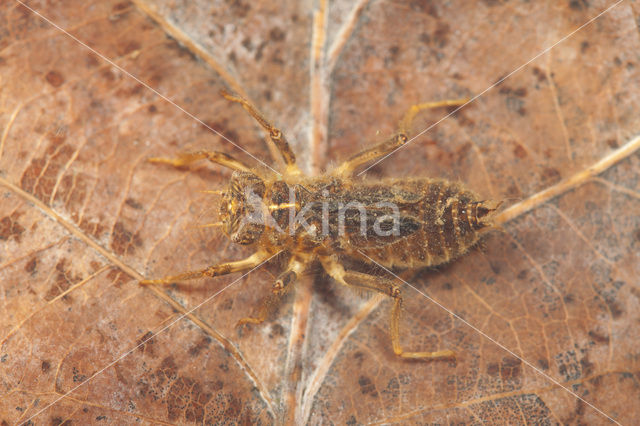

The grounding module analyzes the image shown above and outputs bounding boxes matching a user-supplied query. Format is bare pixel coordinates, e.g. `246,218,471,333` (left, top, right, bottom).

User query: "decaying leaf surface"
0,0,639,424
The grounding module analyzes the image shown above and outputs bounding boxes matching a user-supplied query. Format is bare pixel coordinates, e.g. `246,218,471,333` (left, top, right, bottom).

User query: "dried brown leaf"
1,0,639,424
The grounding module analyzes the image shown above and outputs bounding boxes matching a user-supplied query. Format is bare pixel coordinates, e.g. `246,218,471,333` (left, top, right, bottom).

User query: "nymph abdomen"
348,179,499,269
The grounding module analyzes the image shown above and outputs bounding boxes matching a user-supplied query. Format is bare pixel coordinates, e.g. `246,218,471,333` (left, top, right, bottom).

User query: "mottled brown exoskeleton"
141,91,500,360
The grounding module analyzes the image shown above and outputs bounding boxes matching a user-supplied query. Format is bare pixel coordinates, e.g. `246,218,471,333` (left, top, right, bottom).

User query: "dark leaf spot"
569,0,589,11
50,417,72,426
137,331,155,355
125,198,143,210
24,257,38,274
269,27,286,41
501,356,522,380
188,336,211,357
410,0,439,17
580,40,590,52
513,144,527,159
112,2,130,12
121,40,141,55
541,167,561,183
0,211,25,243
538,359,549,370
606,138,619,148
111,222,143,255
45,70,64,87
358,375,377,396
269,323,285,338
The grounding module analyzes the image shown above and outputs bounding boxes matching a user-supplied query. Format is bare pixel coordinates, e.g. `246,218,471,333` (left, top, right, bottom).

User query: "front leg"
320,256,454,360
140,251,269,285
221,90,300,175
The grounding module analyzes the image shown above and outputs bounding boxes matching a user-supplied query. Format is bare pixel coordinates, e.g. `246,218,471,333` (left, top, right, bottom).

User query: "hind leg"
320,257,454,359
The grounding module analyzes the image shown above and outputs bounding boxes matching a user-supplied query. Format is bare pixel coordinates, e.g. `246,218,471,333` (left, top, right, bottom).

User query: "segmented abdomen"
352,179,496,269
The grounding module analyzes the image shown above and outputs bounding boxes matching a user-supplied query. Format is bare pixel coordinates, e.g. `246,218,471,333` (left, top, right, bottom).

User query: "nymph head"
219,171,266,245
